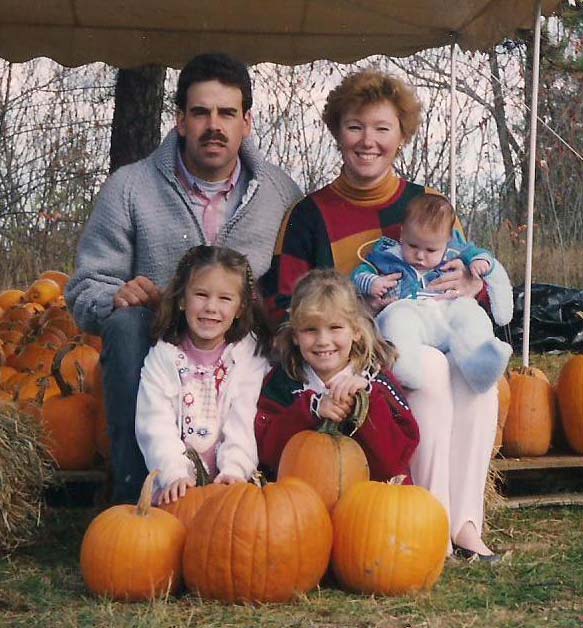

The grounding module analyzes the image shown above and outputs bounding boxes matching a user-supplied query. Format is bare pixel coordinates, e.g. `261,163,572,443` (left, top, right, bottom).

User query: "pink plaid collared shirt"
175,150,241,244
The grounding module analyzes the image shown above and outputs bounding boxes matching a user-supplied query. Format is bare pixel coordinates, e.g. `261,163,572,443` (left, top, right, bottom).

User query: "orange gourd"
557,355,583,453
80,470,186,600
277,419,370,511
38,270,70,294
492,376,511,457
24,278,61,307
52,340,99,394
182,477,333,603
331,478,449,595
0,289,25,310
503,366,554,457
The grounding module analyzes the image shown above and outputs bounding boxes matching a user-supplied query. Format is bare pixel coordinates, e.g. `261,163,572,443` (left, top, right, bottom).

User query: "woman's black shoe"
452,543,503,563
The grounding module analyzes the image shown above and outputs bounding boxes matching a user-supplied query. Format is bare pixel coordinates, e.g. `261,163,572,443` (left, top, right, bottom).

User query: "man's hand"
429,258,483,299
114,275,162,309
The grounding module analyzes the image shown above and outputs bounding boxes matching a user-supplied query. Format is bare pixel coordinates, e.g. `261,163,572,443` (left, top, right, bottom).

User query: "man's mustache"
200,130,228,144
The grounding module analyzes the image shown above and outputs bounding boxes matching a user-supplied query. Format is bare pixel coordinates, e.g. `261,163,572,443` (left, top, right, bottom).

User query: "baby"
352,193,513,393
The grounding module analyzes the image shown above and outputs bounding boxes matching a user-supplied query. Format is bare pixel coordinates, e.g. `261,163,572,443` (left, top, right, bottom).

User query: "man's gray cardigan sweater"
65,129,302,335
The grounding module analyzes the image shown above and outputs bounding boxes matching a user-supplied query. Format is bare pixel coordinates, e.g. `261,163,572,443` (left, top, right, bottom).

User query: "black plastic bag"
502,283,583,353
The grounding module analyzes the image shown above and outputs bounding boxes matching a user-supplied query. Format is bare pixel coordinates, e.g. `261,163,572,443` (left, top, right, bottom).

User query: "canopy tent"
0,0,561,68
0,0,566,364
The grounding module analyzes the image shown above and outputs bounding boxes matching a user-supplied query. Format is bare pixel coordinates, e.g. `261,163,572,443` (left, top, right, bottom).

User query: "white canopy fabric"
0,0,561,68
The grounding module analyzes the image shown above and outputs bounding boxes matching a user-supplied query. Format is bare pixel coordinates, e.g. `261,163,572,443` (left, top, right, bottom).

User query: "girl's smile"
181,265,243,350
293,316,359,383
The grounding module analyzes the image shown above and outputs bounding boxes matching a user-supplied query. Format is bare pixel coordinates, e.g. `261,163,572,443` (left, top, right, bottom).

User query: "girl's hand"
429,258,483,299
156,476,196,505
214,473,245,485
328,375,368,404
370,273,400,299
319,395,353,424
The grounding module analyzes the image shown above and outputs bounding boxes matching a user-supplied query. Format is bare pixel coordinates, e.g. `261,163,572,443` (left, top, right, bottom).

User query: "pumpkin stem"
184,448,210,486
33,376,50,405
249,470,267,487
74,360,87,393
136,470,159,515
51,342,75,397
318,419,342,436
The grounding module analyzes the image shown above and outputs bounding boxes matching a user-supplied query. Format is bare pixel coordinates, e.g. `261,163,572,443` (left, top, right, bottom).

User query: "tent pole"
449,39,457,208
522,0,543,367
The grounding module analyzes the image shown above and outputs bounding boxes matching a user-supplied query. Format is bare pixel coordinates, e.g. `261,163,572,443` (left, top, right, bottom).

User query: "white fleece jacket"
135,335,270,490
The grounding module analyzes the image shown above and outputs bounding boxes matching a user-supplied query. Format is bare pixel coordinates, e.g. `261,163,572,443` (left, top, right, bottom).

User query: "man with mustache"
66,53,302,503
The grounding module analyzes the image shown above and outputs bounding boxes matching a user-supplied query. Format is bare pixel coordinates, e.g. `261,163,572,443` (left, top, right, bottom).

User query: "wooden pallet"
492,454,583,508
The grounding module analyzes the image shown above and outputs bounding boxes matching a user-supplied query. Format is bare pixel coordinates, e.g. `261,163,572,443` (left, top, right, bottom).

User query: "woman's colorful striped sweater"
260,172,469,324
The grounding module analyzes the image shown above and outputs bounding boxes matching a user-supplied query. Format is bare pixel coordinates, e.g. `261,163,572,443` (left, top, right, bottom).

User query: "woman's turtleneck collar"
330,168,401,206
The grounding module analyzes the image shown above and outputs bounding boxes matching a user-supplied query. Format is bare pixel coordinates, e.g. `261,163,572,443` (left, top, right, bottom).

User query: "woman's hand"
156,476,196,505
428,258,483,299
214,473,245,485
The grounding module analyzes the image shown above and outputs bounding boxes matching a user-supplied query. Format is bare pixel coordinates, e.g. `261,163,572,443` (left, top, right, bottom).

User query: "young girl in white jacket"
135,245,272,505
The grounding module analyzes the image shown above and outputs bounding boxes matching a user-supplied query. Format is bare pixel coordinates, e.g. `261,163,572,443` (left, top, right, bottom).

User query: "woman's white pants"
407,347,497,543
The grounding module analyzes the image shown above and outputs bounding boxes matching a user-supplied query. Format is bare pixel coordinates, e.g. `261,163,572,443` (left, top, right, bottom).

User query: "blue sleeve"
351,262,380,296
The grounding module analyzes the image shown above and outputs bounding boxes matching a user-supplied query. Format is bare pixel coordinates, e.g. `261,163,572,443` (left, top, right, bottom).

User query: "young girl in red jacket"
255,269,419,482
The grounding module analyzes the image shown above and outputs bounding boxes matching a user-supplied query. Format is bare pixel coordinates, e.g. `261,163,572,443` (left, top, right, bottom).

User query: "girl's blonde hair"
152,245,272,356
278,269,396,381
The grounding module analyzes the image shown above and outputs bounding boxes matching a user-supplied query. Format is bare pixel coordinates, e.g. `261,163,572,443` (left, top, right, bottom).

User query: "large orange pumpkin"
503,366,554,457
331,478,449,595
41,362,98,469
277,419,369,511
80,470,186,600
182,477,333,603
557,355,583,453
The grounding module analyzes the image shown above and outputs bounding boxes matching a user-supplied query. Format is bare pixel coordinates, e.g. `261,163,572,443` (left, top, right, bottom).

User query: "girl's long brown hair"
152,245,272,356
277,269,396,382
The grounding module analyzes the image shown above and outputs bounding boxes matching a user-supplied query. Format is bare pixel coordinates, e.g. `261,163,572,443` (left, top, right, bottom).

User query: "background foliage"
0,3,581,289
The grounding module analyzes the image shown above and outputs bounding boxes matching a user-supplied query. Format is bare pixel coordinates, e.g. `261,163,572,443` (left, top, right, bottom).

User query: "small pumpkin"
0,289,25,310
38,270,70,294
503,366,554,457
52,340,100,394
557,355,583,454
80,470,186,600
182,476,333,603
23,278,61,307
277,418,370,512
331,478,449,595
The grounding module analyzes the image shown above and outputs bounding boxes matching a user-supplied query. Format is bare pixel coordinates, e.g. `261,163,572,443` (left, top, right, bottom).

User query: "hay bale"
0,402,53,554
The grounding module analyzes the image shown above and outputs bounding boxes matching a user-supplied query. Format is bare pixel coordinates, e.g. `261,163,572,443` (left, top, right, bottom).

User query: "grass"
1,506,583,627
1,355,581,628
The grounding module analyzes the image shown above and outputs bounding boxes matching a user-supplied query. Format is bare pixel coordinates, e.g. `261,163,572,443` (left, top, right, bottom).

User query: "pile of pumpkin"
80,420,450,603
494,357,583,458
0,272,110,470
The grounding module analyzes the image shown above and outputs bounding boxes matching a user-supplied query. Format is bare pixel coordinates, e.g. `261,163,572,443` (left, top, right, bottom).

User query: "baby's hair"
278,269,396,381
404,193,455,236
152,245,272,356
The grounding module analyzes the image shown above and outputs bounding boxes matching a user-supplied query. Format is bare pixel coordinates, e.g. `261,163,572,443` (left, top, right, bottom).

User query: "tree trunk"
109,65,166,174
488,49,519,226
